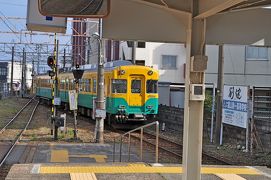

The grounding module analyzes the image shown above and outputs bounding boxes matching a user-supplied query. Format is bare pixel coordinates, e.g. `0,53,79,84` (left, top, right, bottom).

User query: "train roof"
37,60,157,77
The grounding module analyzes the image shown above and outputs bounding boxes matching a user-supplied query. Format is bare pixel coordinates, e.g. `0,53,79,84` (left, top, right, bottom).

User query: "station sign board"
222,85,248,129
26,0,67,33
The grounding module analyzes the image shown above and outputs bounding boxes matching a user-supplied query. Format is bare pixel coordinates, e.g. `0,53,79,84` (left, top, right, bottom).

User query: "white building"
7,62,33,90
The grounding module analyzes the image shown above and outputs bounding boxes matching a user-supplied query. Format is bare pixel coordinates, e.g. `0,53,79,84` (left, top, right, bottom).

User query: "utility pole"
215,45,224,145
131,41,137,64
31,58,34,94
37,44,40,75
53,38,59,140
10,46,14,95
63,48,66,68
94,18,105,143
21,48,25,98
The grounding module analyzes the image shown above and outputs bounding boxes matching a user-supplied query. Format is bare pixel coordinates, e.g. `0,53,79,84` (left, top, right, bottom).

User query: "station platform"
6,163,271,180
4,143,271,180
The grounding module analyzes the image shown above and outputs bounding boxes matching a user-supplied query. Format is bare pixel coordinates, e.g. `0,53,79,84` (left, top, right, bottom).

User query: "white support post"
182,11,207,180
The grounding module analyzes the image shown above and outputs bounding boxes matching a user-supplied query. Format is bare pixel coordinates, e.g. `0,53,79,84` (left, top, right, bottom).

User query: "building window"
127,41,146,48
246,46,268,60
161,55,177,69
0,67,7,76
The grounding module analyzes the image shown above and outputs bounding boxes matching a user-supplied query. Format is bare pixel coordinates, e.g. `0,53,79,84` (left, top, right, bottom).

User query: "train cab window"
131,80,141,93
147,80,158,93
112,79,127,93
93,79,97,93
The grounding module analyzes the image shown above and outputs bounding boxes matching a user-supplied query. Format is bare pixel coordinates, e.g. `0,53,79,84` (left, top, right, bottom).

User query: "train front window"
147,80,158,93
112,79,127,93
131,80,141,93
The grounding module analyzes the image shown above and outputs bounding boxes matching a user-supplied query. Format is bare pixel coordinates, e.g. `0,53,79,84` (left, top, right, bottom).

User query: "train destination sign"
222,85,248,129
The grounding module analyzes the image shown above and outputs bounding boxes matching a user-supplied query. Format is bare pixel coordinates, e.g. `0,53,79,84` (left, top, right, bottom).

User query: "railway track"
0,97,39,167
129,130,232,165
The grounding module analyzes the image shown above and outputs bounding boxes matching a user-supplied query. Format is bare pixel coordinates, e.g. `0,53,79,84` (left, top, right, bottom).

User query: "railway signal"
71,64,84,139
47,56,55,69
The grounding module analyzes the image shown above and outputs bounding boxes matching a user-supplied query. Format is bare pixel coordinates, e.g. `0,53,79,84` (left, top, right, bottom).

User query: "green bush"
204,90,214,114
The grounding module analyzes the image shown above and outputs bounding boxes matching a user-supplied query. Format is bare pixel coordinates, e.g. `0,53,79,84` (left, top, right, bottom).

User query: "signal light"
76,64,80,69
47,56,55,69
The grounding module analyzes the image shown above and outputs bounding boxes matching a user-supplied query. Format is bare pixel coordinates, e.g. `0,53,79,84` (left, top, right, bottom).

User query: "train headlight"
148,70,153,76
119,70,125,75
147,105,153,109
118,105,126,109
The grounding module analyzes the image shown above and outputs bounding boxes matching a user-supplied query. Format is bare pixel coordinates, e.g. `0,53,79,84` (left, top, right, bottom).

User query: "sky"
0,0,72,70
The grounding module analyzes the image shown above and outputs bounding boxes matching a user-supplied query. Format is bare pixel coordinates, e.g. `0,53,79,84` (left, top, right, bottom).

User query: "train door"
129,76,145,107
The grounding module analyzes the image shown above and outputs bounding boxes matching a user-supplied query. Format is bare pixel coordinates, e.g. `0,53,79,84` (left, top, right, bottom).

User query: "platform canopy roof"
102,0,271,46
38,0,271,45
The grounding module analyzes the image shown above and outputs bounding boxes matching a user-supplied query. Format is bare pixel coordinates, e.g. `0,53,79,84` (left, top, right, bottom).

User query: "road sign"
68,90,78,110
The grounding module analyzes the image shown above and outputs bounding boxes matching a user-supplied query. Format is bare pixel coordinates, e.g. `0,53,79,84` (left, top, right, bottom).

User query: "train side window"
131,80,141,93
60,79,65,89
66,79,69,90
112,79,127,94
79,79,83,91
85,79,91,92
70,79,74,90
93,79,97,93
147,80,158,93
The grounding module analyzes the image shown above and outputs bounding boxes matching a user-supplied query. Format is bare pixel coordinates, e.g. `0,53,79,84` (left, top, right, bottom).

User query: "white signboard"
68,90,78,110
222,85,248,129
27,0,67,33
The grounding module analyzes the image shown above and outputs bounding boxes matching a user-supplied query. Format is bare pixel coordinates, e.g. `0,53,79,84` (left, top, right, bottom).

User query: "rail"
0,99,39,167
113,121,159,163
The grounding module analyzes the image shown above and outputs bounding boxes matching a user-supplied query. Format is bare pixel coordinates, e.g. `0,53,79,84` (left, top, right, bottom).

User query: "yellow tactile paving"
40,164,261,175
50,150,69,163
70,173,97,180
201,167,260,175
70,155,107,163
215,174,247,180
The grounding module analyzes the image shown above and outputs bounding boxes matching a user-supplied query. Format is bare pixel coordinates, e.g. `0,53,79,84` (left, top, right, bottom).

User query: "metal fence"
0,82,9,98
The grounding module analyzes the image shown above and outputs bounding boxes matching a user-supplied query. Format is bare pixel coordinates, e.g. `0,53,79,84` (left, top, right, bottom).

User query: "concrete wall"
157,105,271,151
206,45,271,86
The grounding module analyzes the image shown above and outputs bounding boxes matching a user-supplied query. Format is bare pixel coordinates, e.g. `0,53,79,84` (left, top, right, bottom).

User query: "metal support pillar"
215,45,224,144
182,3,207,179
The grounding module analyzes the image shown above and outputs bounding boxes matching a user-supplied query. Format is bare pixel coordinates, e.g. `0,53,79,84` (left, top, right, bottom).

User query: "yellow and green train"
35,61,159,126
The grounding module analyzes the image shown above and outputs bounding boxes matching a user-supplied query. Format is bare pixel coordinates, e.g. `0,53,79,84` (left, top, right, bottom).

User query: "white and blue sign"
222,85,248,129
